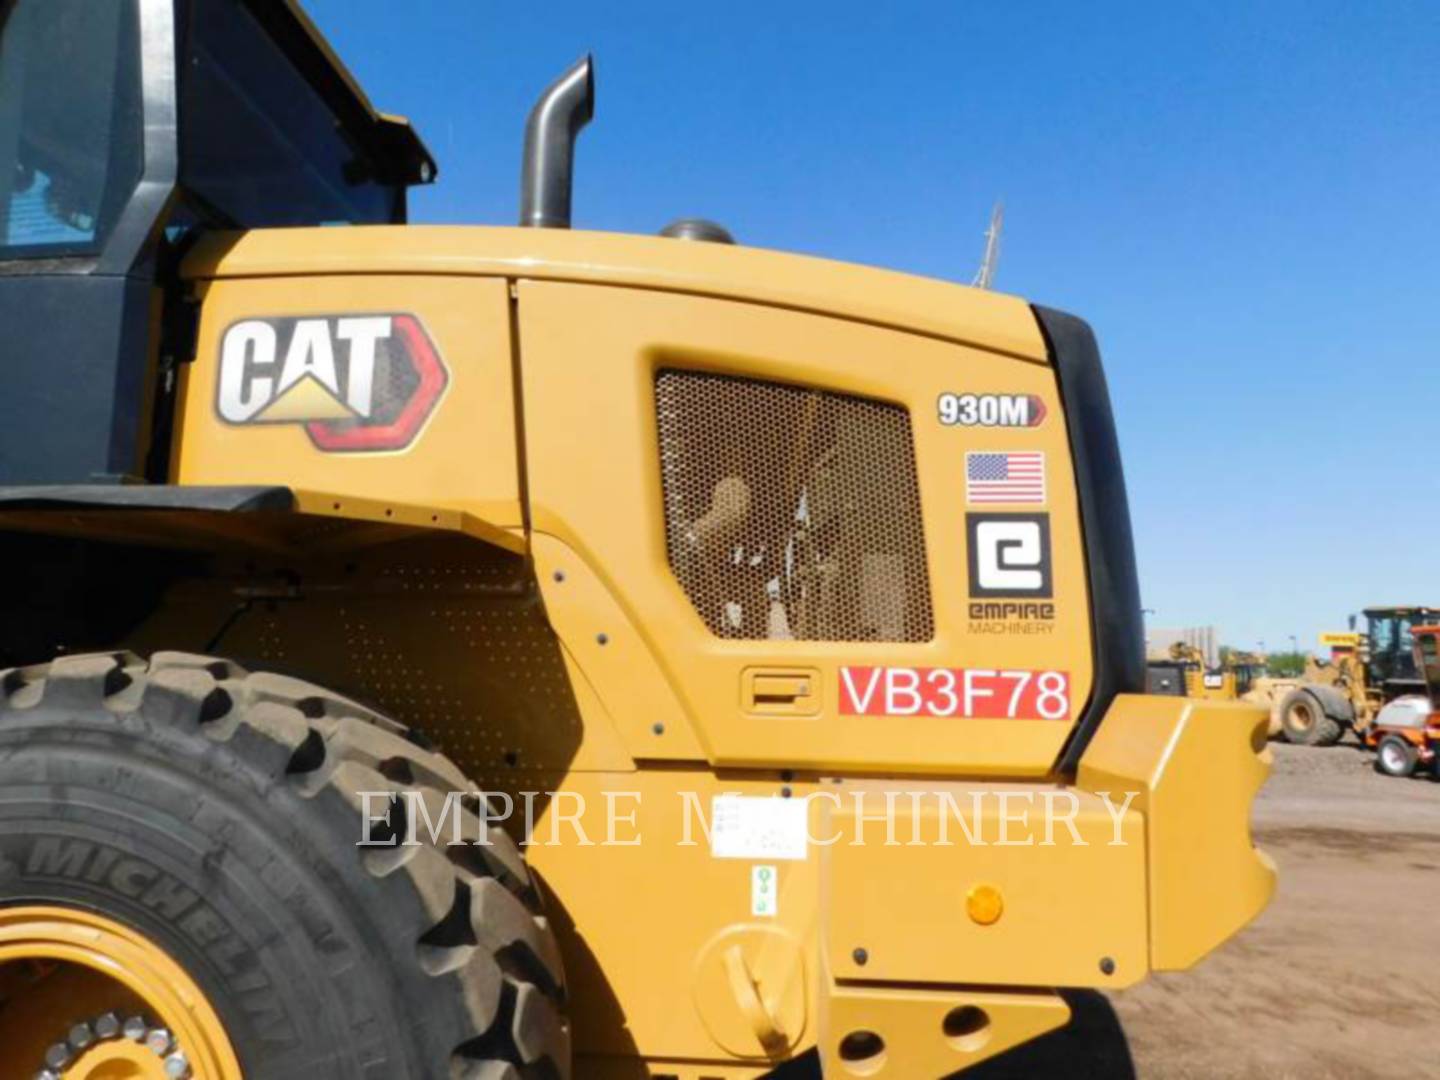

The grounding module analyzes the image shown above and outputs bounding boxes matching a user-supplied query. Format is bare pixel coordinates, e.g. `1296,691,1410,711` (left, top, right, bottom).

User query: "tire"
0,652,568,1080
1374,734,1418,778
1278,690,1343,747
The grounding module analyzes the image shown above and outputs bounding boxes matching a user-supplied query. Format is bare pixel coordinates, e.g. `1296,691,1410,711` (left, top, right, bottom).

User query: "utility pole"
972,201,1004,290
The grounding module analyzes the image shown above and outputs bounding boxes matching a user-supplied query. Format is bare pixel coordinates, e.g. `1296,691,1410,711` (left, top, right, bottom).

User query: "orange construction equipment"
1366,626,1440,778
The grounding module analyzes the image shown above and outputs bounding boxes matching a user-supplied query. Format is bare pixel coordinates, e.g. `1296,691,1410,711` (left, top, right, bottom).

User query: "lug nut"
43,1043,70,1069
35,1070,60,1080
94,1011,121,1039
123,1015,148,1041
145,1027,173,1055
164,1050,192,1078
68,1020,94,1049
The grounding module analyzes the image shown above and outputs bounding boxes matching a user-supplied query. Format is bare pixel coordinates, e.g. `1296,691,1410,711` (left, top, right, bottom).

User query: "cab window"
1369,615,1396,655
0,0,142,258
1398,618,1415,655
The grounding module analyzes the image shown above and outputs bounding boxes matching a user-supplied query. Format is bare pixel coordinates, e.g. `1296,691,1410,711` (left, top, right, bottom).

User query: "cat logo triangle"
255,374,357,423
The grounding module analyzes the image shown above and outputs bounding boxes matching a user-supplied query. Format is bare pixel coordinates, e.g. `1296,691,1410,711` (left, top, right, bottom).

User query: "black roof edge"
1033,306,1147,775
246,0,437,188
0,485,295,513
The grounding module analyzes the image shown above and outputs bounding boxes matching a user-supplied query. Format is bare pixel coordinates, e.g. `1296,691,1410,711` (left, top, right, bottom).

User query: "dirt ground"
1113,739,1440,1080
965,738,1440,1079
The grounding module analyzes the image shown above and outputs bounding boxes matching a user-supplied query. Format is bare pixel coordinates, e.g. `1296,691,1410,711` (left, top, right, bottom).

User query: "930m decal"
217,314,448,452
938,392,1046,428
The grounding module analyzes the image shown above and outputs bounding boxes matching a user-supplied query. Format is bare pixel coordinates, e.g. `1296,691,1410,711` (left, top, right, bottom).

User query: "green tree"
1266,650,1308,678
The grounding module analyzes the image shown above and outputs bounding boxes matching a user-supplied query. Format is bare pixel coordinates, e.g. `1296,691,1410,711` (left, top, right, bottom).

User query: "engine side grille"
655,370,933,642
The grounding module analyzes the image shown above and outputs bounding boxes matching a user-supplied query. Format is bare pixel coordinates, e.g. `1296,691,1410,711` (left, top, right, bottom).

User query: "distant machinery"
1146,625,1220,668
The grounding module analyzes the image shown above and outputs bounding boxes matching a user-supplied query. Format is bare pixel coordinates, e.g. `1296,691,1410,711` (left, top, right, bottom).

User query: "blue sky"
308,0,1440,653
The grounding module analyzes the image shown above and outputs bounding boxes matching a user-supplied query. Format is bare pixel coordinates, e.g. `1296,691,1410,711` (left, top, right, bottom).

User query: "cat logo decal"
217,314,447,452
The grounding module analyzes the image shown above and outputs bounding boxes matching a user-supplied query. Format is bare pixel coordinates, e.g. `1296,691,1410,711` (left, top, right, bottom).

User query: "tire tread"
0,651,568,1080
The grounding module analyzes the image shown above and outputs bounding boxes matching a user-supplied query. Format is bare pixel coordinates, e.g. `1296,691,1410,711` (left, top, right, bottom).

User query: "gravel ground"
962,739,1440,1079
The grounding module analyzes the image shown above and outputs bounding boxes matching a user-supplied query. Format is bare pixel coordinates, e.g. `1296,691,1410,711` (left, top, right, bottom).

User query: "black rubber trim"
0,484,294,512
1033,307,1145,774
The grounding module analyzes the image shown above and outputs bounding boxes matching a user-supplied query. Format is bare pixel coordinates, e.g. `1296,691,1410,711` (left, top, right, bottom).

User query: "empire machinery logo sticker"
216,315,449,452
967,511,1056,635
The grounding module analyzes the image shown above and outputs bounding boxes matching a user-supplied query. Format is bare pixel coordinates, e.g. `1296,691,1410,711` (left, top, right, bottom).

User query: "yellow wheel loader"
1255,610,1439,745
0,2,1275,1077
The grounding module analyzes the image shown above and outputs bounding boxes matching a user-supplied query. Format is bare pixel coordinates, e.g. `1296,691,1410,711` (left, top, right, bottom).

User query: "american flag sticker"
966,451,1046,504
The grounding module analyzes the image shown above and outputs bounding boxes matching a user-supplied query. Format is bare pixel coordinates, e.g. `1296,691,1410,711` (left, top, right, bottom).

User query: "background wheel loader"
0,2,1275,1077
1259,608,1439,746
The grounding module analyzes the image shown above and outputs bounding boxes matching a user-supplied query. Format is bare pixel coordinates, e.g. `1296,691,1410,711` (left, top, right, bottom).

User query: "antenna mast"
972,201,1004,290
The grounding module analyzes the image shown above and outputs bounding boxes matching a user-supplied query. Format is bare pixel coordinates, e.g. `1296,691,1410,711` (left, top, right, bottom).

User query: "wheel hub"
36,1010,190,1079
0,907,240,1080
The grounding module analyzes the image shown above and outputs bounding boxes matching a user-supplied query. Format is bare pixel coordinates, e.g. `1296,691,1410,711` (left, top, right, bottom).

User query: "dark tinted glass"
1394,616,1419,679
1370,616,1396,653
180,0,397,227
0,0,143,258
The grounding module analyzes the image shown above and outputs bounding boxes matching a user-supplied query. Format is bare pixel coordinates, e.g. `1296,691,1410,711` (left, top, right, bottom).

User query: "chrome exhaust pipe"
519,55,594,228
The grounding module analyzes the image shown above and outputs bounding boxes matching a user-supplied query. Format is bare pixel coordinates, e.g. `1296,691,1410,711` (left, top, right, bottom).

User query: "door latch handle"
742,668,820,717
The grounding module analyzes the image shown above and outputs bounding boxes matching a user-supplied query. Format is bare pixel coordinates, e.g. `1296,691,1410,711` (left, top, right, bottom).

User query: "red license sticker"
839,666,1070,720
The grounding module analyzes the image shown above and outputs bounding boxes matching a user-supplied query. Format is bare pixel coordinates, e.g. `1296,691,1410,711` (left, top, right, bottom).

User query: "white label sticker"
711,795,809,861
751,865,779,917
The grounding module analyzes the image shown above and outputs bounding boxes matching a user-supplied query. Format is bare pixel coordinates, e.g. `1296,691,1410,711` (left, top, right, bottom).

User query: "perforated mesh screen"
655,370,933,642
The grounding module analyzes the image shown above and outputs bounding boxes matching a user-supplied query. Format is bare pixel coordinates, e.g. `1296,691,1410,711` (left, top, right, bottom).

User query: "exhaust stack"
519,55,595,228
